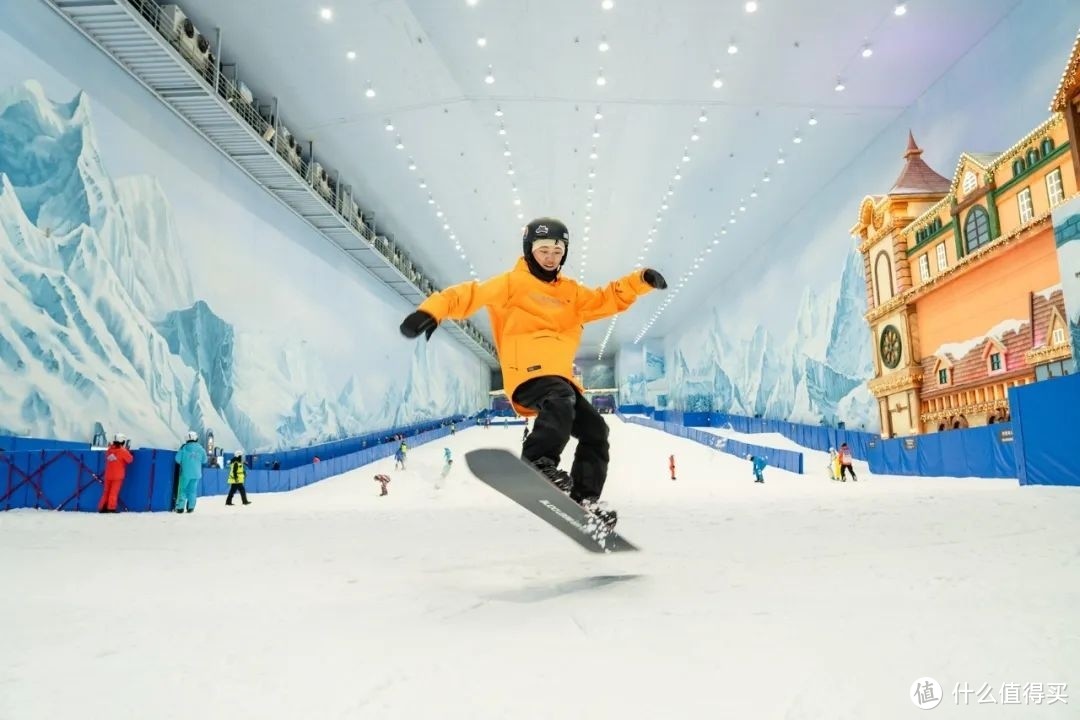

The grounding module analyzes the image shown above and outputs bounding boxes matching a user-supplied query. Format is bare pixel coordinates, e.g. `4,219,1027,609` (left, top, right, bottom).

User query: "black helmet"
522,217,569,281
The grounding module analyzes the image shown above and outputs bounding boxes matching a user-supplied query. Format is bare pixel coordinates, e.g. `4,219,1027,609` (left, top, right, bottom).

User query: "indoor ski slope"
1,417,1078,719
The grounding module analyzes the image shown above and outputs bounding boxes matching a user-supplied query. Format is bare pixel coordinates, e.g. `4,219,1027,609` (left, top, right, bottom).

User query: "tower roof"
889,131,951,196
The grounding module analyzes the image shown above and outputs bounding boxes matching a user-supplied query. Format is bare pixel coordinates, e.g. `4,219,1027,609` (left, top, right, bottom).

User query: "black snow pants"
513,376,610,501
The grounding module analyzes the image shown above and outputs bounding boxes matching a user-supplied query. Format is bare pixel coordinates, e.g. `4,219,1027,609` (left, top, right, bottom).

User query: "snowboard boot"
530,457,573,493
576,496,618,533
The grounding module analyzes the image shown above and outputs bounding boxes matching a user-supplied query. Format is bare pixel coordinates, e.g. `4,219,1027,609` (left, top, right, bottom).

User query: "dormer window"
962,170,977,193
989,352,1002,372
938,368,949,385
1052,327,1066,345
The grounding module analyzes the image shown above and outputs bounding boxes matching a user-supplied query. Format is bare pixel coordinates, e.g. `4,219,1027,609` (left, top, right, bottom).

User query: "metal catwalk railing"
41,0,498,367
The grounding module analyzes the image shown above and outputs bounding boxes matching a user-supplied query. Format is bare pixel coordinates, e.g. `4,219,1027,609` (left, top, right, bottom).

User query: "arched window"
1027,148,1040,166
962,171,977,193
874,251,895,305
1013,159,1025,177
964,206,992,253
1041,138,1054,156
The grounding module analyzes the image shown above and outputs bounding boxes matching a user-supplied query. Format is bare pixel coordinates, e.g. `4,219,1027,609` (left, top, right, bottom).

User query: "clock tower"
850,133,951,437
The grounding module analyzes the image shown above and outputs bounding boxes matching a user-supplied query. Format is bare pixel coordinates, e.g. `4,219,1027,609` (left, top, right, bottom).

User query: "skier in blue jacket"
175,431,207,513
747,454,768,484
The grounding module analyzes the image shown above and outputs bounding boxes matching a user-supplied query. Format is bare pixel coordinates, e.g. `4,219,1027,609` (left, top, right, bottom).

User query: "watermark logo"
911,678,943,709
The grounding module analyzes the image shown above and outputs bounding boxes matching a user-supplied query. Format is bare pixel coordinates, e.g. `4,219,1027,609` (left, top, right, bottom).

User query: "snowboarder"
175,431,207,513
838,443,857,482
399,216,666,529
226,451,252,506
669,454,676,481
374,474,391,496
747,454,767,483
98,433,133,513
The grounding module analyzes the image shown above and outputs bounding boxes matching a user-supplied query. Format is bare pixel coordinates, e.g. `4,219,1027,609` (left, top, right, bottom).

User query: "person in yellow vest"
829,447,841,481
226,451,252,505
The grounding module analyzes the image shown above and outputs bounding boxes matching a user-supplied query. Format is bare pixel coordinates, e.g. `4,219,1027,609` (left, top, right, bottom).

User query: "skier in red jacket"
98,434,133,513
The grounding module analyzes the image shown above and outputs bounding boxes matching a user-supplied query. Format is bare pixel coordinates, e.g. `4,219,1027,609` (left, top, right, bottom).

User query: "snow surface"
1,417,1078,719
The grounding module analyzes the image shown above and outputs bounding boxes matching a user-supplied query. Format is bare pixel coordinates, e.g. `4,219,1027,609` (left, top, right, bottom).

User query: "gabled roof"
1050,26,1080,112
889,131,951,196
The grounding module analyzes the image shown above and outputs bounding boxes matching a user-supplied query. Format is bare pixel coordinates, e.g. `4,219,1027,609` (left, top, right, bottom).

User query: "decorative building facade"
851,100,1078,435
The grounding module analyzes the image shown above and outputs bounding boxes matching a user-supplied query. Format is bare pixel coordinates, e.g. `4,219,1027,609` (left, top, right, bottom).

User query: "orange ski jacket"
418,259,654,415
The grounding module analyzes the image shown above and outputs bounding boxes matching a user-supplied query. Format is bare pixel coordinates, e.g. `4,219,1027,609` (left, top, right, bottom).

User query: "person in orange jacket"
98,433,133,513
669,454,676,481
400,217,666,529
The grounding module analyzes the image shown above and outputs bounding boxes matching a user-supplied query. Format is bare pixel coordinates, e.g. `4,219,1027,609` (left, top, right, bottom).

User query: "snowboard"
465,449,639,554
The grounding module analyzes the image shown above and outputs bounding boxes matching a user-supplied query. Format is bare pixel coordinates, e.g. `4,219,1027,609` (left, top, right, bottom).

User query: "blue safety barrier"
1008,373,1080,486
617,412,804,475
1,415,475,512
0,436,91,452
863,424,1016,479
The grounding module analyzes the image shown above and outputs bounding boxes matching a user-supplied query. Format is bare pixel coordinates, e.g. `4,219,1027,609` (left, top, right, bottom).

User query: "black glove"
642,269,668,289
400,310,438,339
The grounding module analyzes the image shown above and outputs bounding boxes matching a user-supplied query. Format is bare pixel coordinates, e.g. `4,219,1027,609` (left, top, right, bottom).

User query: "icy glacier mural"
0,75,486,450
661,250,878,430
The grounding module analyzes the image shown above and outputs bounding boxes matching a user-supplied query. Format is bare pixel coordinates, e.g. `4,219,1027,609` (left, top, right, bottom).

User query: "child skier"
374,474,391,496
226,451,252,506
400,217,666,529
98,433,133,513
747,454,768,483
838,443,858,482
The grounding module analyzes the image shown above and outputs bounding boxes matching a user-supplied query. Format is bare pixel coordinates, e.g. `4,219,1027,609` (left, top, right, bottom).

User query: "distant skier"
838,443,857,482
175,431,207,513
747,454,767,484
98,433,133,513
668,454,676,481
394,441,407,470
398,216,665,531
374,474,391,496
443,447,453,466
450,421,456,436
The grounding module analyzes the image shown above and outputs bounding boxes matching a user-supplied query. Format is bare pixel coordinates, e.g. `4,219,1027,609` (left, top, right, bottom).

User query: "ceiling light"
594,107,604,120
592,127,600,138
674,172,682,180
513,198,521,206
365,82,376,98
498,124,506,135
712,71,724,89
698,109,708,123
589,148,598,159
503,147,511,157
893,3,907,16
690,130,699,142
395,138,404,150
419,180,426,188
427,196,434,204
507,167,515,175
729,217,736,224
319,7,333,21
586,200,593,207
712,238,720,245
681,150,690,162
793,131,802,144
466,0,478,6
598,35,610,52
477,36,487,47
834,78,846,92
661,203,668,210
346,51,356,60
739,204,746,212
763,172,770,183
727,41,738,55
443,223,450,230
745,0,758,11
517,213,524,219
408,159,417,170
750,188,758,198
494,106,503,117
777,151,785,164
861,44,873,58
596,69,607,86
484,66,495,84
601,0,614,10
588,169,596,178
450,234,456,240
808,113,818,126
384,120,394,131
436,210,443,218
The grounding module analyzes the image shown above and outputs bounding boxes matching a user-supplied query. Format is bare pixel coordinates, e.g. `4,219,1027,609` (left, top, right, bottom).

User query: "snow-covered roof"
933,318,1026,361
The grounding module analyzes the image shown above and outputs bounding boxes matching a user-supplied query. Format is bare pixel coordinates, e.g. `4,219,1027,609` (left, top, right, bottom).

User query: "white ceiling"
177,0,1022,357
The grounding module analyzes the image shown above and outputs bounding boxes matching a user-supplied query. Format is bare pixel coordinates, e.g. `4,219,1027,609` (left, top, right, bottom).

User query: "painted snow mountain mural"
0,80,484,449
666,249,879,430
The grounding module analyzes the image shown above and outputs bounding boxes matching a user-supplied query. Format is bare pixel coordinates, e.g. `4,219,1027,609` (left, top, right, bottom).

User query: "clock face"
879,325,903,369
